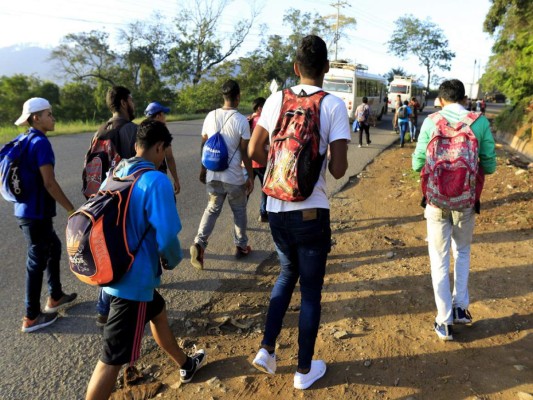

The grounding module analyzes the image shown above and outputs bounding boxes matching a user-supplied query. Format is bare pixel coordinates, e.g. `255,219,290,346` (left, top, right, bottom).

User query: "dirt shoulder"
115,142,533,400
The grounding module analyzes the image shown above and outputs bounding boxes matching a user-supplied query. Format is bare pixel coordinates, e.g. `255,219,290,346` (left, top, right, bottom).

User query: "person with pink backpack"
412,79,496,341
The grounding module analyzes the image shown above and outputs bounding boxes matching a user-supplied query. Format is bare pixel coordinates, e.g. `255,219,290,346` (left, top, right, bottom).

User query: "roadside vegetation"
1,1,531,144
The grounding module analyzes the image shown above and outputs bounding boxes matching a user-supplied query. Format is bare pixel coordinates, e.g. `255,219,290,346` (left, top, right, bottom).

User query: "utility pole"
331,0,350,61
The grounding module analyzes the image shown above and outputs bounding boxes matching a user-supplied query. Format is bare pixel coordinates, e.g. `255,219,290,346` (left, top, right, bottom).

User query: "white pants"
425,205,476,325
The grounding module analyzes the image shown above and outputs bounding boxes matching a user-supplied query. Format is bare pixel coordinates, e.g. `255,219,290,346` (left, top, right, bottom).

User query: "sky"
0,0,495,87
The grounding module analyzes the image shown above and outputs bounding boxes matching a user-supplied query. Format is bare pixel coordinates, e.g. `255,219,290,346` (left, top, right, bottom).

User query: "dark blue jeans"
399,121,409,146
253,167,267,217
96,287,111,316
262,208,331,370
18,218,63,319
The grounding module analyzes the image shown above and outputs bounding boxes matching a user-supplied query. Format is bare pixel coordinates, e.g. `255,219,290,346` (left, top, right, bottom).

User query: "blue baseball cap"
144,102,170,117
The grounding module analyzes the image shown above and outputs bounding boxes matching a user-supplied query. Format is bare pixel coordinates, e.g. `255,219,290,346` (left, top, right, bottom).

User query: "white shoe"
294,360,327,390
252,348,276,374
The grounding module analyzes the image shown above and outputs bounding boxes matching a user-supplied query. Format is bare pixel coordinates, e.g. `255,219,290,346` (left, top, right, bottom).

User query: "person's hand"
174,180,181,195
245,177,254,196
159,257,170,270
199,167,207,184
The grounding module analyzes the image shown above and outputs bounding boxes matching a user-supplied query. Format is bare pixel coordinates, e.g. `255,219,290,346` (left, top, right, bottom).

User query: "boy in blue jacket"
86,120,206,399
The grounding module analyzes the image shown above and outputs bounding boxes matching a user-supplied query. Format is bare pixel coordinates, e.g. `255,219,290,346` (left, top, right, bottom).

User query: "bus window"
323,78,353,93
390,84,408,94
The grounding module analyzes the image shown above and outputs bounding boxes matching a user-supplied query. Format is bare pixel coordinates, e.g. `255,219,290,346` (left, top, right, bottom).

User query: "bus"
323,61,388,123
387,76,426,112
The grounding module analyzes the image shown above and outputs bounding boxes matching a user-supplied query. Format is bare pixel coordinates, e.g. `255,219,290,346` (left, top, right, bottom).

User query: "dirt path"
114,142,532,400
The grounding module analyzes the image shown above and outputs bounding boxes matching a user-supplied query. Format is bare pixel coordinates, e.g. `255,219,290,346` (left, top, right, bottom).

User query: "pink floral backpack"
421,112,484,210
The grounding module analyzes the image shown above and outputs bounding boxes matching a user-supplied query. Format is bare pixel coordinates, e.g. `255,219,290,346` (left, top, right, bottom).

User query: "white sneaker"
294,360,327,390
252,348,276,374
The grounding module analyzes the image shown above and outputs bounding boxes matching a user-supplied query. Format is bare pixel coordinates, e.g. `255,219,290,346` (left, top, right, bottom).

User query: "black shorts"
100,290,165,366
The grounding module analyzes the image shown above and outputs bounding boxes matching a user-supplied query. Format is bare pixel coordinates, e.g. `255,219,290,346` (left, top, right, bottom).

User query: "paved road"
0,109,425,399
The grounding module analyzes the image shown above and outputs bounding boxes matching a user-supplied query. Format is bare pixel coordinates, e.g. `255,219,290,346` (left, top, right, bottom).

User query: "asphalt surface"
0,110,419,399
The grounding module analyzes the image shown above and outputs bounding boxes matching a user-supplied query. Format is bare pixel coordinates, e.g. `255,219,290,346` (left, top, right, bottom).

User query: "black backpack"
82,120,127,199
398,106,408,119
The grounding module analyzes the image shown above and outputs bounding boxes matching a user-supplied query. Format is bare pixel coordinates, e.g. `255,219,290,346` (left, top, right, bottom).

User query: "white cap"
14,97,52,126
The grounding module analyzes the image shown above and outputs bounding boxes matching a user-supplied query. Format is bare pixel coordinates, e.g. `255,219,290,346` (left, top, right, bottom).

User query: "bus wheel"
377,108,384,121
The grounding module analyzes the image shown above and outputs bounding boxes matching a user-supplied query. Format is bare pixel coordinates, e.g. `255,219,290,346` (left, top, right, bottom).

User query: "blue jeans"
253,167,267,217
408,119,417,140
96,287,111,316
195,180,248,249
399,121,409,146
18,218,63,319
262,208,331,370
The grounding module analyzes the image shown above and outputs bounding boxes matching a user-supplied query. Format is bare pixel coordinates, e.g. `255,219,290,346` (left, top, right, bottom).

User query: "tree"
163,0,258,85
481,0,533,104
0,75,53,125
322,13,357,60
117,17,172,110
384,67,408,83
50,31,118,85
387,16,455,91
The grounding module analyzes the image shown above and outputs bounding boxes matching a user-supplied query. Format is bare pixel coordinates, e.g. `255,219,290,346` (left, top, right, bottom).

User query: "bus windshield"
323,78,353,93
389,84,409,94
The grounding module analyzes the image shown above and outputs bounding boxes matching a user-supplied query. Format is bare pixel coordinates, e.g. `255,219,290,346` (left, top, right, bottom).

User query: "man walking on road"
11,98,77,332
248,35,350,390
412,79,496,341
355,96,371,147
144,101,181,194
190,79,254,270
84,86,139,327
86,120,206,399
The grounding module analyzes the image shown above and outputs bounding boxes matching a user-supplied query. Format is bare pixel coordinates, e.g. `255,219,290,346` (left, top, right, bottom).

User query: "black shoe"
21,312,58,333
235,245,251,259
96,313,108,328
44,292,77,313
180,350,207,383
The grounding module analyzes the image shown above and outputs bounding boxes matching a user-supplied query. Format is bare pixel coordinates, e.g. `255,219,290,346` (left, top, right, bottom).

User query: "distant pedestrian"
393,94,402,132
408,96,420,141
190,79,254,270
85,120,207,400
10,98,77,333
144,101,181,194
355,96,371,147
248,35,350,390
397,100,411,147
412,79,496,341
248,97,268,222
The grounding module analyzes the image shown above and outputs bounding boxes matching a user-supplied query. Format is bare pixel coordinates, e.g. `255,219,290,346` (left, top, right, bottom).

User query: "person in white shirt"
248,35,350,390
190,80,253,270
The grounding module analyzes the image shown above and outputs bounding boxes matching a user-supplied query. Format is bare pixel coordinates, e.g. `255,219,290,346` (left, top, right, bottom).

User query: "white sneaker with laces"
252,348,276,374
294,360,327,390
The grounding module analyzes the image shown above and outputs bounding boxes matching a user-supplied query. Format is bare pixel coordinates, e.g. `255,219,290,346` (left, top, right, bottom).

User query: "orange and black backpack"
262,88,328,202
66,167,152,286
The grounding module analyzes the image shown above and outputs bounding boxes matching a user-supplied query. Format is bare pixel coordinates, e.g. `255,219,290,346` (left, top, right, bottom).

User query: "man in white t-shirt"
248,35,350,390
190,80,253,270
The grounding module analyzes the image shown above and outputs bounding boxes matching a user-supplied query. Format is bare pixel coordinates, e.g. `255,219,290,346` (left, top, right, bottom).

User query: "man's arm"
39,164,75,213
248,125,269,166
164,146,180,194
477,118,497,175
240,138,254,195
199,134,208,184
328,139,348,179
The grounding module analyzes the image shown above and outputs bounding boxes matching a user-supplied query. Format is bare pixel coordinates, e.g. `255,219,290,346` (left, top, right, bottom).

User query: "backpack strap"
218,111,241,167
108,167,154,255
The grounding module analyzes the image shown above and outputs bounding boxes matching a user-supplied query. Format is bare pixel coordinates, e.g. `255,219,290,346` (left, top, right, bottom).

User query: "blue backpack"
201,112,238,171
0,132,35,202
